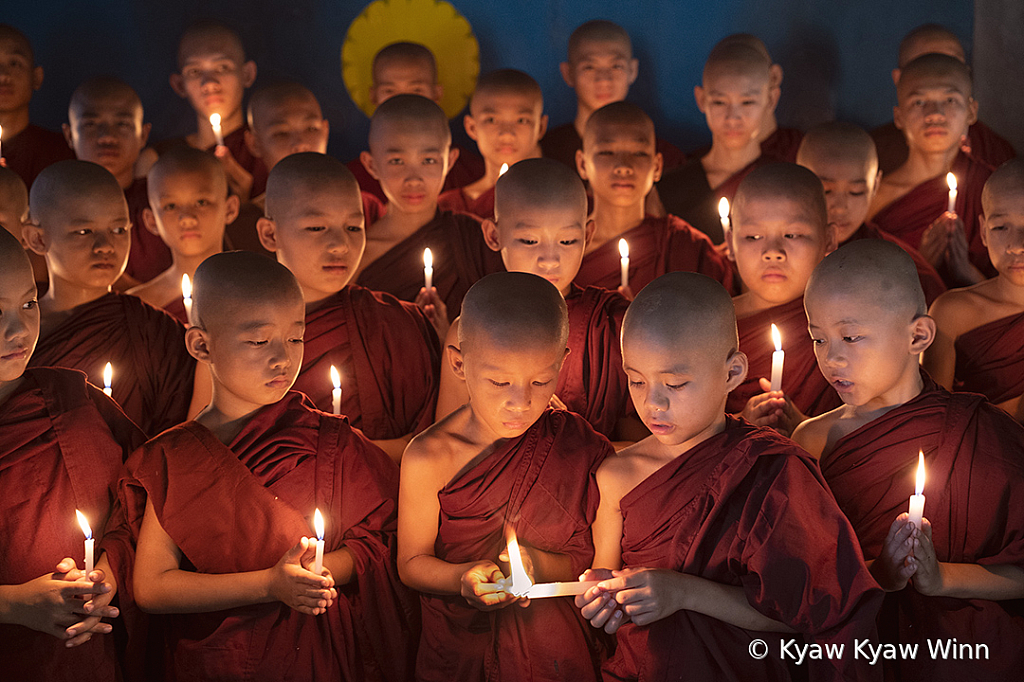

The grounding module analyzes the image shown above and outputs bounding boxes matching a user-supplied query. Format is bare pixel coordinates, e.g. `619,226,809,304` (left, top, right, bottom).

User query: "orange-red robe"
871,120,1016,175
417,409,611,682
605,416,883,682
437,186,496,221
842,223,946,305
954,310,1024,405
1,123,75,188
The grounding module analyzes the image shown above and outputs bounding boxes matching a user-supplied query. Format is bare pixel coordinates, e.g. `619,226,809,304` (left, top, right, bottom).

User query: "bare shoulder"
598,437,668,500
791,408,839,459
929,281,996,339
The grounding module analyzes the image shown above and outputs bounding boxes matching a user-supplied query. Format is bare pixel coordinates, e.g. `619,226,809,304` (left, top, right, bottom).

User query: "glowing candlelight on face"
330,365,342,415
76,510,94,577
769,324,784,392
946,172,958,215
209,113,225,147
499,163,509,177
501,530,600,598
423,247,433,290
312,509,325,576
102,362,113,396
907,451,926,530
718,197,731,236
618,238,630,290
181,274,193,322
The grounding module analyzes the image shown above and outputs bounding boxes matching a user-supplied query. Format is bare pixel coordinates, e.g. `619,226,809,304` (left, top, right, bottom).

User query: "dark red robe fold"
953,310,1024,405
104,392,416,682
871,151,994,280
437,186,496,221
574,215,736,296
605,417,883,682
728,296,842,418
758,126,804,163
355,209,503,321
417,409,612,682
346,144,485,204
559,284,631,439
542,123,686,175
292,284,440,439
123,177,174,284
871,120,1016,175
28,292,195,436
843,223,946,305
1,123,75,188
0,367,144,682
820,373,1024,682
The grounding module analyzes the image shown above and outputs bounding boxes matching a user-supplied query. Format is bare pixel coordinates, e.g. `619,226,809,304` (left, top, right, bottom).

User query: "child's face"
366,122,452,213
0,257,39,383
370,58,441,106
894,73,977,155
580,121,662,207
146,169,236,259
696,72,773,151
730,196,834,306
981,188,1024,286
173,38,255,120
803,155,879,242
465,92,547,168
259,184,366,303
248,98,329,171
65,94,149,182
563,39,637,112
0,37,41,112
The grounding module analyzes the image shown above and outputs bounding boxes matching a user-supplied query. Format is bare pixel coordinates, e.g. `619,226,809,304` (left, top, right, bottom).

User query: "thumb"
55,557,77,574
758,376,772,393
283,537,309,564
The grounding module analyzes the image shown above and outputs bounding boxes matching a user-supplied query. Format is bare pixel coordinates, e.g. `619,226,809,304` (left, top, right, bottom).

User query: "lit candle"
423,247,433,290
908,451,926,530
312,509,325,576
718,197,730,237
181,274,192,322
102,362,113,396
499,163,509,177
209,113,225,147
330,365,342,415
0,122,4,160
946,172,958,215
769,324,784,392
618,238,630,290
75,510,94,577
499,531,600,598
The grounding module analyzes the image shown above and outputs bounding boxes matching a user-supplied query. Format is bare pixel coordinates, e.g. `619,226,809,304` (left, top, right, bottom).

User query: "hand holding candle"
718,197,731,237
330,365,342,415
907,451,926,530
618,238,630,290
312,509,325,576
209,113,225,148
181,274,193,322
76,510,94,577
498,531,600,599
102,362,113,396
423,247,433,291
769,324,784,392
946,172,958,215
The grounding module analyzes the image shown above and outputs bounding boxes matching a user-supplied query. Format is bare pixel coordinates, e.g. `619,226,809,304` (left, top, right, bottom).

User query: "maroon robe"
542,122,686,175
728,296,842,418
954,310,1024,405
124,177,173,284
820,374,1024,682
606,417,883,682
843,223,946,305
437,186,496,221
292,284,440,439
355,209,502,321
103,392,416,682
575,215,737,296
559,284,631,439
28,292,195,436
417,408,611,682
871,151,994,280
0,367,144,682
154,124,269,198
347,144,485,204
759,126,804,163
1,123,75,188
871,120,1016,175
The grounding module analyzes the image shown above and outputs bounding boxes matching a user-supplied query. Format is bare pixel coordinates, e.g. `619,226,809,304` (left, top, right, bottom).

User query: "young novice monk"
577,271,882,681
435,158,636,442
0,167,47,291
726,162,840,434
105,251,416,682
794,239,1024,682
797,121,946,304
23,160,195,436
355,95,501,330
575,101,734,296
0,228,144,682
257,152,440,462
127,147,237,323
868,54,993,288
437,69,548,221
399,272,611,681
924,160,1024,420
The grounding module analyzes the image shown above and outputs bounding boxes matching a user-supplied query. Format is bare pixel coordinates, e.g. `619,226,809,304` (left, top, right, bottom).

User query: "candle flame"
103,362,112,387
313,508,324,541
618,238,629,259
915,451,926,495
770,323,782,352
181,273,192,300
209,113,221,131
718,196,730,220
330,365,341,390
423,247,433,269
76,509,92,540
505,529,533,596
499,163,509,177
946,172,957,193
0,123,3,140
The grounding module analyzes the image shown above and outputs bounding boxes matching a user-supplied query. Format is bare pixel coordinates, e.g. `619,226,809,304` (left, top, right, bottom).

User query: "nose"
725,102,742,121
92,230,115,253
644,385,670,414
823,341,846,368
761,235,786,261
829,192,848,215
3,310,30,342
1008,228,1024,254
505,384,532,413
326,227,351,253
536,245,559,270
200,71,220,88
267,338,292,369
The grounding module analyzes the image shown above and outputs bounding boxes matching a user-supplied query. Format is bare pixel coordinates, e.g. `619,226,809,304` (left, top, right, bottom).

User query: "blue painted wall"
7,0,973,161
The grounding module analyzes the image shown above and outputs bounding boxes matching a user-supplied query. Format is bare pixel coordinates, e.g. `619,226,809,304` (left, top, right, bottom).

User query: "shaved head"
148,146,227,201
703,40,771,85
0,24,33,64
0,167,29,228
797,122,878,173
624,272,738,360
264,152,359,219
68,76,142,116
192,251,302,329
495,158,587,221
29,160,126,226
898,24,965,68
733,162,828,229
247,81,320,129
177,20,246,69
473,69,543,104
983,159,1024,214
807,240,926,318
0,221,31,275
897,53,973,99
584,101,654,143
459,272,568,354
568,20,632,61
716,33,772,62
368,93,450,150
373,42,437,83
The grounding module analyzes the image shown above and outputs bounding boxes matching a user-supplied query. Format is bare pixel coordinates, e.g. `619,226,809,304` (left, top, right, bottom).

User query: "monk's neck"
702,141,761,186
662,411,728,460
732,290,796,318
191,107,244,149
303,285,348,315
0,109,30,139
574,103,596,140
41,277,111,314
991,275,1024,307
756,114,779,144
853,365,924,420
195,394,264,444
375,203,436,240
588,199,645,252
900,145,960,185
172,247,220,281
113,166,136,191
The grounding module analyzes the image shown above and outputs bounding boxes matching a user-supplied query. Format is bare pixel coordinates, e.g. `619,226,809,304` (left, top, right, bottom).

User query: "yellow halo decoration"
342,0,480,119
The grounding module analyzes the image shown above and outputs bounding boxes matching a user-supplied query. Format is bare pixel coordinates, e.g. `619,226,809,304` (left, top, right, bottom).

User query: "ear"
22,221,48,256
185,326,213,364
32,65,43,91
169,73,187,99
766,82,780,114
966,98,979,127
693,85,706,114
769,63,784,89
245,128,261,158
627,58,639,86
61,123,74,150
464,113,479,142
320,118,330,146
823,222,839,255
725,350,749,391
537,114,549,140
241,60,257,88
447,344,466,382
652,151,664,183
432,83,444,104
869,168,883,202
891,68,901,87
559,61,574,88
481,219,502,252
140,122,152,147
893,105,904,131
142,207,161,236
724,225,736,262
368,86,380,108
359,151,379,181
583,218,597,247
575,148,589,181
224,194,241,225
445,145,460,177
256,216,279,252
910,315,937,354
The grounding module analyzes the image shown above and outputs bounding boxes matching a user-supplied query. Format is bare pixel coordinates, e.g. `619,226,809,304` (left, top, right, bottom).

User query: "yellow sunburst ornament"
342,0,480,119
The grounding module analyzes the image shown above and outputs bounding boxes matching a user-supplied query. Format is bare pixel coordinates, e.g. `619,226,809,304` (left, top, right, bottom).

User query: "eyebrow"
384,146,442,154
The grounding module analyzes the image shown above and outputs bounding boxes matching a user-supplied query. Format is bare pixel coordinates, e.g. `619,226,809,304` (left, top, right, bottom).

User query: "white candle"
946,172,958,215
718,197,731,237
618,238,630,290
522,580,603,599
499,163,509,177
503,532,533,597
181,274,193,323
210,113,225,147
312,508,325,576
769,324,784,392
0,122,4,160
102,362,113,396
330,365,342,415
908,451,926,530
75,510,94,577
423,247,433,290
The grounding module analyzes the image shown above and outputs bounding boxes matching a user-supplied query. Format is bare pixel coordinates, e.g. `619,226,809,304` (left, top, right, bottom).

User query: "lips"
761,270,787,282
647,422,675,435
322,263,349,274
91,262,116,270
266,376,290,389
1,348,28,361
831,378,854,392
